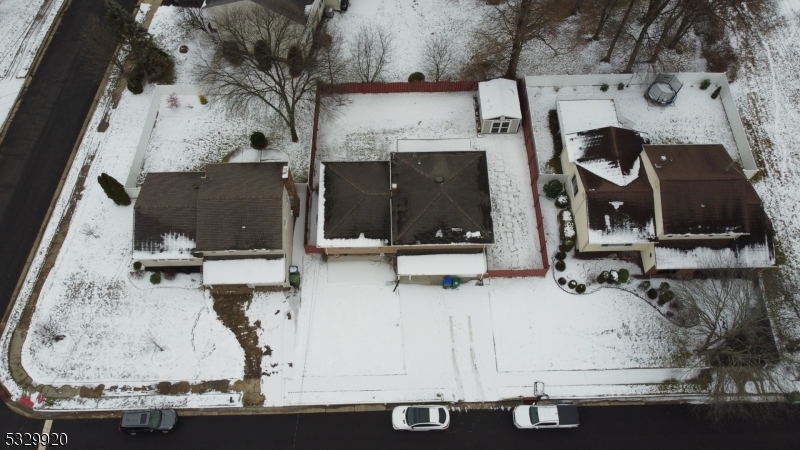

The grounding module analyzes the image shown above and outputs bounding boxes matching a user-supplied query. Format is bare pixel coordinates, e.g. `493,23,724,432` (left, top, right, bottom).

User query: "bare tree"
351,24,394,82
461,29,508,81
670,257,791,422
591,0,620,40
601,0,637,63
144,330,166,353
422,34,456,81
482,0,566,79
195,4,347,142
316,27,350,85
623,0,672,73
177,7,209,35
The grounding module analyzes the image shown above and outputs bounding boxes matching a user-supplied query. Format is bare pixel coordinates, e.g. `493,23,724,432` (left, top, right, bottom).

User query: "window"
490,120,511,133
571,175,579,196
491,122,501,133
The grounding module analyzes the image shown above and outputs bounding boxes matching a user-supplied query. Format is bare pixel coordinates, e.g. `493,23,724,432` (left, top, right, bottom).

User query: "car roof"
536,405,559,422
121,411,151,427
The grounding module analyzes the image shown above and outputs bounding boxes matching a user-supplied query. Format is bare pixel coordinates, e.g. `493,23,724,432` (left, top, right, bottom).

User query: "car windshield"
529,407,539,425
148,410,161,429
406,407,428,426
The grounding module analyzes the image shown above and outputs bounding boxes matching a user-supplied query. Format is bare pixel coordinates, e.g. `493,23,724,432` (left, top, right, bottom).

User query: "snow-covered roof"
396,138,472,153
133,233,196,260
587,218,655,245
203,258,286,285
655,242,774,270
557,99,619,135
566,127,650,186
396,253,487,277
478,79,522,120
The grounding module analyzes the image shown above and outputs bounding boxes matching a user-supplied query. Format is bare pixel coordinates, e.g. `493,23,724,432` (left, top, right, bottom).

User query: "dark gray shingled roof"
134,163,287,253
321,162,391,241
204,0,315,25
391,152,494,246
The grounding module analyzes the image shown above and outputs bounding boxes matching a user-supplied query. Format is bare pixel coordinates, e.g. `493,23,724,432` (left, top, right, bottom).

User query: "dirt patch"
79,384,104,398
212,293,262,379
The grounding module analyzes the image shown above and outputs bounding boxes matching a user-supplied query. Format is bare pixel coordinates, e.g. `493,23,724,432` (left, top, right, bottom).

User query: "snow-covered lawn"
529,83,740,173
317,92,542,271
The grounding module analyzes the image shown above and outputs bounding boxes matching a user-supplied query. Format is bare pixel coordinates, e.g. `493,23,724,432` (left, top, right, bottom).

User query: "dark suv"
119,409,178,435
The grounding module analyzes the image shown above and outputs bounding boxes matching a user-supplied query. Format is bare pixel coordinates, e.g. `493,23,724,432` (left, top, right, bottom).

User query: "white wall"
125,85,200,198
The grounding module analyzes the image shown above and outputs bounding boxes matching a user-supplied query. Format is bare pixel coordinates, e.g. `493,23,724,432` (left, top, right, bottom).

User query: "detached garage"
477,78,522,135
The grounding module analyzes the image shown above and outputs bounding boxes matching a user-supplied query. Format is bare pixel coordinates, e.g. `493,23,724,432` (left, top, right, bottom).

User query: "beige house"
203,0,325,53
556,99,774,274
316,152,495,281
133,162,300,291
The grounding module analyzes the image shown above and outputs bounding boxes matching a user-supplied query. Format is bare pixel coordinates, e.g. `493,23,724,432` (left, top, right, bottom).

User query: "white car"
512,404,579,429
392,405,450,431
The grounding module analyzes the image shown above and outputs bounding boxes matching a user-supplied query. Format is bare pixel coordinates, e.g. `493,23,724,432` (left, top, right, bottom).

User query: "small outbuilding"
477,78,522,134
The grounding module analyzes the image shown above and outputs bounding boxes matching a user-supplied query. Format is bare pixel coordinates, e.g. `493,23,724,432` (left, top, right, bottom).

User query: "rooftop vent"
647,73,683,105
435,176,444,183
660,155,667,162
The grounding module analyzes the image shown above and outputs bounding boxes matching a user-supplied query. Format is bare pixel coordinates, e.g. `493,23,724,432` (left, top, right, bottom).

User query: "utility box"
289,265,300,287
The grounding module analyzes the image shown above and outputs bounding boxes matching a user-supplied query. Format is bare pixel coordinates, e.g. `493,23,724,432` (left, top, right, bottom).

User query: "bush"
557,277,567,286
660,290,675,302
97,173,131,206
576,284,586,294
558,210,576,247
250,132,268,149
618,268,630,283
638,280,651,291
555,251,566,261
287,45,304,77
657,295,671,307
609,270,619,283
163,268,177,281
597,271,609,283
700,79,711,90
647,288,658,300
600,83,609,92
711,86,722,99
127,79,143,94
560,239,575,252
555,260,566,272
555,194,569,209
198,95,208,105
568,280,578,289
408,72,425,82
546,109,563,173
669,299,682,311
617,82,624,91
659,282,671,294
150,272,162,285
543,179,565,199
133,261,142,271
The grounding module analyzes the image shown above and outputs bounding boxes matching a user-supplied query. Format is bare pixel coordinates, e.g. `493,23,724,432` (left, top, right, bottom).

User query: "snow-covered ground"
316,92,542,271
529,83,739,173
0,0,66,127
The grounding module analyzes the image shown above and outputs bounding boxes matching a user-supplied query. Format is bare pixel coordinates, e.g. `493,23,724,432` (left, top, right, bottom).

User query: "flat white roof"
397,253,487,277
203,258,286,285
478,79,522,120
655,243,774,270
557,99,619,135
396,138,472,153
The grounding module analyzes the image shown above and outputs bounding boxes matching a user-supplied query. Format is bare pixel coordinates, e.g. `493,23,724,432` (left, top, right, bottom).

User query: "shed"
477,79,522,134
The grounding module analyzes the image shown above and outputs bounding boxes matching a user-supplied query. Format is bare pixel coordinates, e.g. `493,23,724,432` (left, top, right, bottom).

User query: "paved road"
0,405,785,450
1,401,44,440
0,0,136,317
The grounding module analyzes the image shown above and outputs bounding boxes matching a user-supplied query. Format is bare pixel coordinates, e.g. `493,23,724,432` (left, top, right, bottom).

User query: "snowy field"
528,83,740,173
317,92,542,271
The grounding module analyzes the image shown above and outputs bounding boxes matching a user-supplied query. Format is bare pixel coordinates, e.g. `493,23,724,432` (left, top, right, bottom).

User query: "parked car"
512,404,579,429
120,409,178,435
341,0,350,11
392,405,450,431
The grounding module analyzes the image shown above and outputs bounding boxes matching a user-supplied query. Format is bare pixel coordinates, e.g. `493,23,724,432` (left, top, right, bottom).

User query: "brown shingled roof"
322,162,390,241
391,152,494,246
134,163,287,254
643,145,766,235
573,127,649,177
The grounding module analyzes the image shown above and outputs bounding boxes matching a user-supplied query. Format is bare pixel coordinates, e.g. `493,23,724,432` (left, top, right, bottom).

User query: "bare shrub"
36,317,66,346
80,224,100,239
422,34,456,81
351,24,394,82
167,93,180,109
177,7,208,35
